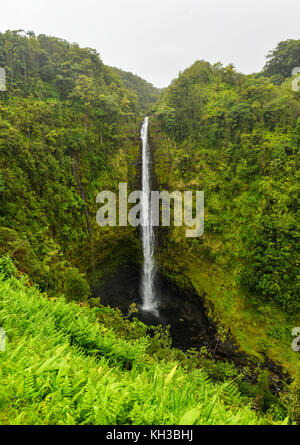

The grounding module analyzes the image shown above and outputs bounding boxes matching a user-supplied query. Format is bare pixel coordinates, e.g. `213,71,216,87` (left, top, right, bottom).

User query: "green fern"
0,275,288,426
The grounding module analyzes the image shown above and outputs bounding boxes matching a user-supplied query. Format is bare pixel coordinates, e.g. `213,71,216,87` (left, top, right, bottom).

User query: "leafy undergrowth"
0,274,286,425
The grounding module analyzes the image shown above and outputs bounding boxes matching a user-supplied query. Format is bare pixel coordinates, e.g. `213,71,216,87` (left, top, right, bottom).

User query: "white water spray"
140,117,158,315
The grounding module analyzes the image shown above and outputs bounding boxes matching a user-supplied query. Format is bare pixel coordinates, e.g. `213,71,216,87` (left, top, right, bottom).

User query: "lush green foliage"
0,270,288,425
0,32,299,425
111,66,161,113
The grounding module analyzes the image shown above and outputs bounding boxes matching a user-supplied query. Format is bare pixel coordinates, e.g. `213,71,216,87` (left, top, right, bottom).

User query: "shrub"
0,256,17,279
64,268,91,302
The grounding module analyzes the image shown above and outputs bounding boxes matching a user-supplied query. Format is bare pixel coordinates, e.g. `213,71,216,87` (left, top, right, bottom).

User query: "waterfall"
140,117,158,315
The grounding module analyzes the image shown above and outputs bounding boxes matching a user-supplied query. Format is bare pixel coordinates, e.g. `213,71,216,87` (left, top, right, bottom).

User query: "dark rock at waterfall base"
92,265,140,313
92,265,219,352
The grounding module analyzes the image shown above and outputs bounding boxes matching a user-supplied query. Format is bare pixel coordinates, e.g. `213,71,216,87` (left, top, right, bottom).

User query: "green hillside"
0,30,143,298
111,66,161,113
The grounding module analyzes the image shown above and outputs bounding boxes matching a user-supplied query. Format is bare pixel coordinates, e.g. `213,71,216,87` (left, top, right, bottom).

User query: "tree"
263,39,300,84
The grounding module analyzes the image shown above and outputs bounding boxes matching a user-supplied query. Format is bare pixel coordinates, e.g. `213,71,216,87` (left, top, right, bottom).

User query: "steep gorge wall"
148,115,300,378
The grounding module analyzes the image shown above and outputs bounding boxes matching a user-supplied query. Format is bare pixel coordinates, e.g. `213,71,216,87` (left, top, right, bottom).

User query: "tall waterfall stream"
140,117,158,315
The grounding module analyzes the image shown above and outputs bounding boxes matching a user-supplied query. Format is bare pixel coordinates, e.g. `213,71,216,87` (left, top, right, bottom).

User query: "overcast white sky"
1,0,299,88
